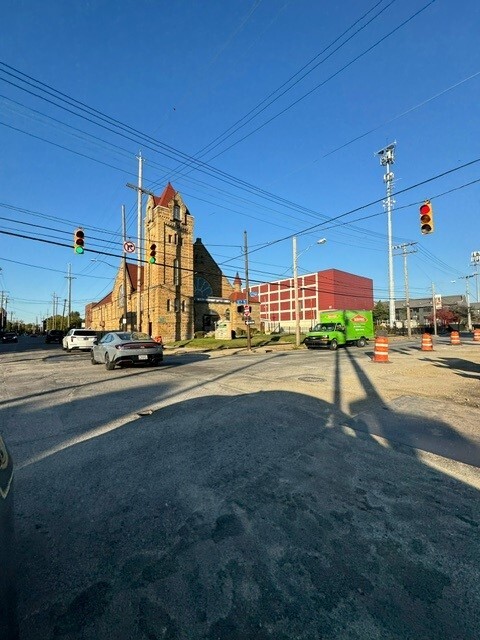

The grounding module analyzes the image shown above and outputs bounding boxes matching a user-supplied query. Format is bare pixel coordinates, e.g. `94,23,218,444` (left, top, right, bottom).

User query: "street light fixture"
293,236,327,348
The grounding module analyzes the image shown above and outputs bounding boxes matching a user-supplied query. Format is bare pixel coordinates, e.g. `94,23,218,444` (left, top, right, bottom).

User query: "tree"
373,300,389,324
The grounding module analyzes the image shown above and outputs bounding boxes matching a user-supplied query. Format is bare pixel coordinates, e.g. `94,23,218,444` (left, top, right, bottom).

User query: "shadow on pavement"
10,372,480,639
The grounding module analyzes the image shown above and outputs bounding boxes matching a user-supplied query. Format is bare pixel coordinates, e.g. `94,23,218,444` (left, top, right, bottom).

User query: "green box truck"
304,309,374,350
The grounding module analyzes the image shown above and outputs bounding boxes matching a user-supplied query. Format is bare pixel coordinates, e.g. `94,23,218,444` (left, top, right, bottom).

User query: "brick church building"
85,183,260,341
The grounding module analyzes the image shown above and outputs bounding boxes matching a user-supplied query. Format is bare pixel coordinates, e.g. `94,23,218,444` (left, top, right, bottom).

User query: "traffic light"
419,200,434,235
236,305,244,313
74,228,85,254
149,243,157,264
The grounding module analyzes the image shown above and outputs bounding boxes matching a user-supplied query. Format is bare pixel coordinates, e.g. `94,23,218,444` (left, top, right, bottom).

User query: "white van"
62,329,98,352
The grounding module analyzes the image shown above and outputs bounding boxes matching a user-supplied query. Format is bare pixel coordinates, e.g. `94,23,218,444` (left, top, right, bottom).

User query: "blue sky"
1,0,480,324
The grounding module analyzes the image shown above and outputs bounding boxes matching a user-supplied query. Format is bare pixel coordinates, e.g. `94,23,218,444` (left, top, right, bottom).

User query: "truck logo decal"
352,315,367,322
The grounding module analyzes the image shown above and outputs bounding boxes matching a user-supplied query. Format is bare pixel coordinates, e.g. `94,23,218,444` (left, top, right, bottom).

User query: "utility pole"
51,293,56,330
122,205,128,330
244,231,252,352
376,142,396,329
62,299,67,329
126,154,155,332
0,291,4,330
293,236,301,348
66,263,74,329
393,242,417,338
459,275,475,332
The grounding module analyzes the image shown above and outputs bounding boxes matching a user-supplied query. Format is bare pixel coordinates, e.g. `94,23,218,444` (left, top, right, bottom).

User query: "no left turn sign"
124,241,136,253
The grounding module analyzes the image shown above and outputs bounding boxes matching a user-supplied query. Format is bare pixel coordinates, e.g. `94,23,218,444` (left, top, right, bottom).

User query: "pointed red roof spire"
153,182,176,208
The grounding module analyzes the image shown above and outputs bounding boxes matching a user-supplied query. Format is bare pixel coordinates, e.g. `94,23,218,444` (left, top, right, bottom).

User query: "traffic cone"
372,336,389,362
421,333,434,351
450,331,461,345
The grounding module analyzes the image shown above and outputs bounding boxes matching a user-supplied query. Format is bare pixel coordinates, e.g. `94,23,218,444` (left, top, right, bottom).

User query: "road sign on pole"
124,241,136,253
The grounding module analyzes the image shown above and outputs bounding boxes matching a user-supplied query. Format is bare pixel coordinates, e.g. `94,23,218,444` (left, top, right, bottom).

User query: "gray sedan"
91,332,163,370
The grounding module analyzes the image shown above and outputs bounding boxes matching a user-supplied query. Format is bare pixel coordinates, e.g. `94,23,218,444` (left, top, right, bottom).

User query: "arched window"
181,300,185,313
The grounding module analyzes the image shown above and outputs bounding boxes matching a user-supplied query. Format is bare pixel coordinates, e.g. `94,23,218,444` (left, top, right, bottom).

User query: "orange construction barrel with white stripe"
450,331,461,345
372,336,389,362
421,333,434,351
473,329,480,342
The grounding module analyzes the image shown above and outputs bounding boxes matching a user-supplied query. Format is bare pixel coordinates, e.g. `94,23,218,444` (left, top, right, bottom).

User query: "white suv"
62,329,98,352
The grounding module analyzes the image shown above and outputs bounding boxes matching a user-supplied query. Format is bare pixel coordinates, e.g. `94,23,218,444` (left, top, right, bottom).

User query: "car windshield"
116,332,152,341
312,323,336,332
72,330,97,336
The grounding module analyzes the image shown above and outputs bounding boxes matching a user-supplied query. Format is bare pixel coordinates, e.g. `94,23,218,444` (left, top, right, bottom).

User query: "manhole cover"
298,375,326,382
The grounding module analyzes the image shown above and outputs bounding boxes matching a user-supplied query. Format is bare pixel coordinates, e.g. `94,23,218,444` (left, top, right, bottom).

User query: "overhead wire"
162,0,394,179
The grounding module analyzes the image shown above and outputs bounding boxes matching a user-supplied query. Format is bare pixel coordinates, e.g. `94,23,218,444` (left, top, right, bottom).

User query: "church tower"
144,183,195,341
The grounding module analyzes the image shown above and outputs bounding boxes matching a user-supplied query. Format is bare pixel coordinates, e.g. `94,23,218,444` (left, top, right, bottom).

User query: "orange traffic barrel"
473,329,480,342
421,333,434,351
450,331,461,346
372,336,389,362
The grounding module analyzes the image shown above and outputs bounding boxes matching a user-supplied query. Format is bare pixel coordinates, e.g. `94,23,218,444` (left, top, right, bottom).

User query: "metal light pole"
463,275,475,331
431,283,438,337
376,143,396,329
471,250,480,302
293,237,327,348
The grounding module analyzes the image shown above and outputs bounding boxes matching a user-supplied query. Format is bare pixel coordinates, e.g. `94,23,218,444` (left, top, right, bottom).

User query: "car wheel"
91,351,98,365
329,339,338,351
356,338,366,348
105,354,115,370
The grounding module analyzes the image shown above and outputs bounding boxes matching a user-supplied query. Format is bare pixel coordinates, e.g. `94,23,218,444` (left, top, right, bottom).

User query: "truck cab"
304,310,374,350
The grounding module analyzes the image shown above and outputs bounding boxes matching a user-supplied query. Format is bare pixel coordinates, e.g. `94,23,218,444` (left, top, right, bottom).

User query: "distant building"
250,269,374,332
395,294,480,327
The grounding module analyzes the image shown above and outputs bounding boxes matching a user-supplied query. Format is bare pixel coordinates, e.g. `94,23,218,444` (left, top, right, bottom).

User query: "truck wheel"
356,338,366,348
329,339,338,351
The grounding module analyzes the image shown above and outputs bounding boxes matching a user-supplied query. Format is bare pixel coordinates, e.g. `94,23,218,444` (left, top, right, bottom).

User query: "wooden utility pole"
126,154,155,332
393,242,417,338
244,231,252,352
122,205,128,330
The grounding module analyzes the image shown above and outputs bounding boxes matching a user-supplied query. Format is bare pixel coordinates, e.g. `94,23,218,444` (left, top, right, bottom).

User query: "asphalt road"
1,336,480,639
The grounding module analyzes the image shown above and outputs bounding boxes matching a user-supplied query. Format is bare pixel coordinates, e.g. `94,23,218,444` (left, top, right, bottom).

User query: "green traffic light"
75,246,84,254
149,257,156,264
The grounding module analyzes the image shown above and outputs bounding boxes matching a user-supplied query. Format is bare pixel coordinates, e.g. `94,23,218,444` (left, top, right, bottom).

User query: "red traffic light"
419,200,434,235
149,243,157,264
74,228,85,254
